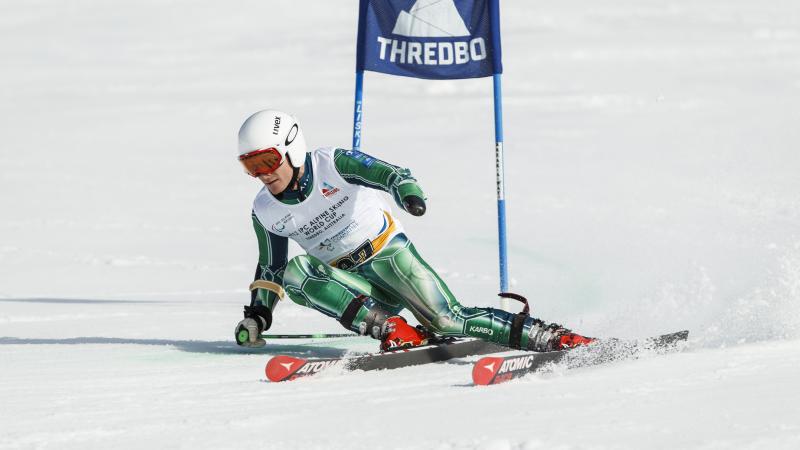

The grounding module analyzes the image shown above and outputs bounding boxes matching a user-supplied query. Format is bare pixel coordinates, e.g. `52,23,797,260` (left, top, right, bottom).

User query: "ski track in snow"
2,0,800,448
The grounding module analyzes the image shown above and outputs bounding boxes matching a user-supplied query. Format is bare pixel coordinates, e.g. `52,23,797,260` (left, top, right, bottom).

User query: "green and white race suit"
248,148,561,350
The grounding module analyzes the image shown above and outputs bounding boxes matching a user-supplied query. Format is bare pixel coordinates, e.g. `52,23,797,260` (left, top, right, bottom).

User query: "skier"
234,109,594,352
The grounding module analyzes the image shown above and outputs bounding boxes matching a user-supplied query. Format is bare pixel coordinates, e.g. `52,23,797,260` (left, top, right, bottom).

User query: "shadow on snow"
0,336,349,358
0,298,169,304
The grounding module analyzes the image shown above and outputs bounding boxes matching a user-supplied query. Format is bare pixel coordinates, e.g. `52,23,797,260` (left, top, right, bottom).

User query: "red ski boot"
557,331,595,349
526,319,596,352
380,316,429,351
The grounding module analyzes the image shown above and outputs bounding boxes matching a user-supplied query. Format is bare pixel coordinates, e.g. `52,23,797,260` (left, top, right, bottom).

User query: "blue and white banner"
356,0,502,80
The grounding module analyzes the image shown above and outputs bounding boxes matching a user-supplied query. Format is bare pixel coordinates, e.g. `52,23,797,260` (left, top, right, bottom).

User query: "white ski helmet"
237,109,307,172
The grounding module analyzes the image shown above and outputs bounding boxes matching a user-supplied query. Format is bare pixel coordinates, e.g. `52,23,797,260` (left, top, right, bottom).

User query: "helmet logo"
285,123,299,146
272,116,281,135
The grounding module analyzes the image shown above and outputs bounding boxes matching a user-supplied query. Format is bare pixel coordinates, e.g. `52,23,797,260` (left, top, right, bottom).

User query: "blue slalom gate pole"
493,73,509,308
486,0,509,309
352,71,364,151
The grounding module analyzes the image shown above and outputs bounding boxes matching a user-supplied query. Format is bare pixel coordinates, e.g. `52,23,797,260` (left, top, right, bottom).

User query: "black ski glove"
402,195,426,216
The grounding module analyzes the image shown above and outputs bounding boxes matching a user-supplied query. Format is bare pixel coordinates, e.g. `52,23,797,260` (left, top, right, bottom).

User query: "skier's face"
257,159,294,194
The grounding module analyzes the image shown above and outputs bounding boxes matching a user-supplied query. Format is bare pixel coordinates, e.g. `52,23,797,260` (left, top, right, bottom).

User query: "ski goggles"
239,148,282,176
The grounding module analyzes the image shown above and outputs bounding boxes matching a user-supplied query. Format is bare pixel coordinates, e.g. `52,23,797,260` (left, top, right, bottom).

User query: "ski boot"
557,330,595,349
380,316,429,351
526,320,595,352
498,292,595,352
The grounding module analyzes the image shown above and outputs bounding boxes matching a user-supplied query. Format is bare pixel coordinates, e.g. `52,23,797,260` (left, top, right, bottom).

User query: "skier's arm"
333,148,427,216
236,211,289,347
251,211,288,311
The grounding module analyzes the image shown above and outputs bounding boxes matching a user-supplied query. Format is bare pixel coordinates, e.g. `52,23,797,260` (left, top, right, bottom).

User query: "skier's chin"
266,179,287,194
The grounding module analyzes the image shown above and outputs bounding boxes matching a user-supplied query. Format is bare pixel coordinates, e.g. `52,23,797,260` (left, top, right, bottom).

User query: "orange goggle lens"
239,148,282,176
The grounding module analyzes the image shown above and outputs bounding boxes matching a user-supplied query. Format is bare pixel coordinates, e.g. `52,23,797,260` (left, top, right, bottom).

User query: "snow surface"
2,0,800,448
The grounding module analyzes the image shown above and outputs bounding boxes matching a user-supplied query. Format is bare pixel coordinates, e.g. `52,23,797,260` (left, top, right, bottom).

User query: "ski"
265,337,507,382
472,330,689,386
260,333,357,339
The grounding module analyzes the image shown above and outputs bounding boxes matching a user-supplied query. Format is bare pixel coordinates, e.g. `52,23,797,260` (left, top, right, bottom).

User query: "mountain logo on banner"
392,0,470,38
362,0,497,77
